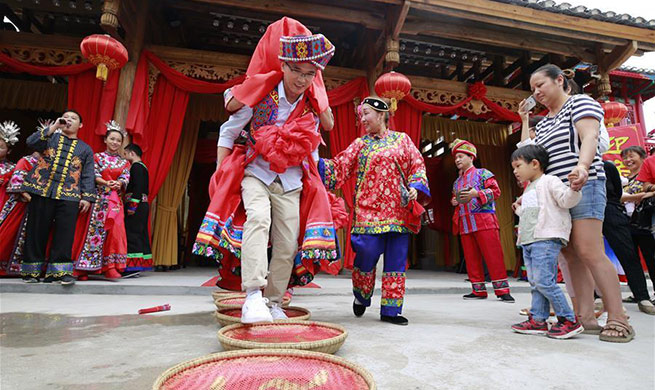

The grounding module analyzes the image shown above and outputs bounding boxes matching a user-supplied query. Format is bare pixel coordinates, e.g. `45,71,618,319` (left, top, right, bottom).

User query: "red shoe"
511,315,548,335
104,269,122,279
547,317,584,339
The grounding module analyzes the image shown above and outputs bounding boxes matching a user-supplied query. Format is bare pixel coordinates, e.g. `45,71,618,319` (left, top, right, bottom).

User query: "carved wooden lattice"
412,87,521,115
1,47,85,66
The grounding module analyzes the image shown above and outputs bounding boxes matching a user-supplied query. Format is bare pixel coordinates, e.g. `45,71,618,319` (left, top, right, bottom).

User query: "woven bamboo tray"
217,320,347,354
211,290,245,302
214,306,311,327
153,348,376,390
215,295,290,309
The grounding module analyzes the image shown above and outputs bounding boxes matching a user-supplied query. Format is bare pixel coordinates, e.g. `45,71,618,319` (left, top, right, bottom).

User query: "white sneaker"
270,304,288,320
241,293,273,324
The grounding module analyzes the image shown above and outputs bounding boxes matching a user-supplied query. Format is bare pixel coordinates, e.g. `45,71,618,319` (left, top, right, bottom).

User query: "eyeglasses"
285,62,316,81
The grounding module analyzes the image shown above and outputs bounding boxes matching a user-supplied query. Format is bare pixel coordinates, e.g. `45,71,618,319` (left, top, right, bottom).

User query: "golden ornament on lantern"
601,101,628,127
80,34,128,81
374,71,411,113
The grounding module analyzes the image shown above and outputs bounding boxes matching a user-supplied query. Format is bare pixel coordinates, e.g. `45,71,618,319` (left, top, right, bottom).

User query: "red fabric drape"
327,102,358,269
67,70,120,152
0,52,94,75
391,101,423,147
142,75,190,201
0,53,120,152
126,50,245,149
324,77,369,269
126,50,247,200
404,82,521,122
328,77,369,106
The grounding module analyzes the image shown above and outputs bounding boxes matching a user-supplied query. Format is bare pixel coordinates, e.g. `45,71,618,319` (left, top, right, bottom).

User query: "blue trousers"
351,233,409,316
522,240,576,322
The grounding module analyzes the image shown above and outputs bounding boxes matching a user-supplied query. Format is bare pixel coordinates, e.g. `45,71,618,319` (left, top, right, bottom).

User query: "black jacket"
21,129,96,203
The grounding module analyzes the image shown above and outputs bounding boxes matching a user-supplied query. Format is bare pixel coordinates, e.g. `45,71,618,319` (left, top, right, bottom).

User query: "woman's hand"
567,165,589,191
450,197,459,206
518,99,531,122
109,181,122,191
20,192,31,202
642,191,655,200
408,187,417,201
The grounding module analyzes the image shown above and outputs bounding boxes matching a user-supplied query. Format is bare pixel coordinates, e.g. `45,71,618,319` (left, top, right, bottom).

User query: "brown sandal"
582,323,602,335
599,321,635,343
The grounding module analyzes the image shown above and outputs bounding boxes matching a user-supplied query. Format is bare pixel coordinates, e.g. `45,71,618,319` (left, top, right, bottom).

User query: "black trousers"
21,194,79,278
603,205,651,301
630,228,655,285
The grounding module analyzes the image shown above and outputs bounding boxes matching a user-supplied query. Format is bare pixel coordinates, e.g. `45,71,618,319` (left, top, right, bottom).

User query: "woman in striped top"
518,64,634,343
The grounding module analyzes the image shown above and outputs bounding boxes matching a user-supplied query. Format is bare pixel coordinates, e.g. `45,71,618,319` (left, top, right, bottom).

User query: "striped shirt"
535,95,605,183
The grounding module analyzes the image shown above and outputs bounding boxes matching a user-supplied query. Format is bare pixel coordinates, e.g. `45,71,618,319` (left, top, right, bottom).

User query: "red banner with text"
602,123,646,177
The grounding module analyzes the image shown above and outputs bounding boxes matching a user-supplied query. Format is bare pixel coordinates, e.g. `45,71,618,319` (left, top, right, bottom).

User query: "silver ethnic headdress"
0,121,20,146
105,120,127,138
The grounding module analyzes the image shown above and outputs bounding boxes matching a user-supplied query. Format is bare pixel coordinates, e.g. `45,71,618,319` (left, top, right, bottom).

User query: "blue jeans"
569,178,606,221
522,240,575,322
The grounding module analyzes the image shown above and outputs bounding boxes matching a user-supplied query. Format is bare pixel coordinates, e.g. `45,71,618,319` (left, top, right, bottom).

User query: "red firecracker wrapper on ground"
138,304,171,314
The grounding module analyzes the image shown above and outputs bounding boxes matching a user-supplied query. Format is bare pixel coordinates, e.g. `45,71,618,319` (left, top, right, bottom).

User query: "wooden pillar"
113,0,148,127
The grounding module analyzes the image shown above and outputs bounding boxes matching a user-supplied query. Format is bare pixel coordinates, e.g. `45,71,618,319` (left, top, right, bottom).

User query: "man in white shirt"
214,31,335,323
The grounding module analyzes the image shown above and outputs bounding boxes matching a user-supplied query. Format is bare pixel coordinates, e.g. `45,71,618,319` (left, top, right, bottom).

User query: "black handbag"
630,196,655,231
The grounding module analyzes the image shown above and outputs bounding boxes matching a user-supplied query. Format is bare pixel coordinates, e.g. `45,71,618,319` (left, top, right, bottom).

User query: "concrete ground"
1,269,654,389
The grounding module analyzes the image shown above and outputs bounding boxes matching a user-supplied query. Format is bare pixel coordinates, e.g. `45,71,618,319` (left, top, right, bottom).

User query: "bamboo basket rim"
152,348,376,390
211,290,245,300
217,320,347,352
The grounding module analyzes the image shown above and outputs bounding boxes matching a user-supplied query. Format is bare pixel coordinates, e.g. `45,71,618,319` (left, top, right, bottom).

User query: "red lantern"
80,34,128,81
374,71,412,113
600,101,628,127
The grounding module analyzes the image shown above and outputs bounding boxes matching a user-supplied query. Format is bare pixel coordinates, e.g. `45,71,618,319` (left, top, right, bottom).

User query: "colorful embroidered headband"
278,34,335,70
105,120,127,139
0,121,20,146
450,138,477,158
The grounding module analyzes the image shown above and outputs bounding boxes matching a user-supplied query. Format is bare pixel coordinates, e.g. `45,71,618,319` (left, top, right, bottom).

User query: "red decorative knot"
80,34,128,81
468,82,487,100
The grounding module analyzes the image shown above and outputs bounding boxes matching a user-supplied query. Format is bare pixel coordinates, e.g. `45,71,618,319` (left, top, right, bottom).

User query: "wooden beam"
477,62,495,83
601,41,638,72
406,0,655,49
378,0,411,71
492,55,504,86
3,0,100,16
402,20,596,62
390,0,411,40
113,0,149,126
147,45,366,81
502,57,523,78
190,0,386,30
409,73,531,102
0,30,81,51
